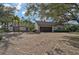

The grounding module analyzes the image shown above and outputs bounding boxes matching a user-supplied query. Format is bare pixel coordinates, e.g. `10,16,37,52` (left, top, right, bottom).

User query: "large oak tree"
25,3,79,24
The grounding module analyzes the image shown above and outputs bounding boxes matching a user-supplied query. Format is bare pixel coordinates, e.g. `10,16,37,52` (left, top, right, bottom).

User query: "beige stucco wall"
35,22,40,31
35,22,55,32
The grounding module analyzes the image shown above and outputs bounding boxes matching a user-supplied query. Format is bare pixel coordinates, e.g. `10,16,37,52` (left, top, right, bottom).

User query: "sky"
3,3,43,22
4,3,79,23
3,3,27,19
2,3,79,24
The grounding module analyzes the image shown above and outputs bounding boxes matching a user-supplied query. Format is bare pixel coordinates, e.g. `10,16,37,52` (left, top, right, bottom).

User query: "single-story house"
35,21,55,32
35,19,79,32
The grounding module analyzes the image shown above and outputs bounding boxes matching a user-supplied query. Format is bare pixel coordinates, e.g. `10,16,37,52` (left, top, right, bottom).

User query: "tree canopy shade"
0,4,16,24
0,4,17,31
23,19,35,31
25,3,79,24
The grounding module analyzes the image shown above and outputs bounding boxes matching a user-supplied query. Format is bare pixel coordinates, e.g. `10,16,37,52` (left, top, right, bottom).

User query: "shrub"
64,24,79,32
0,29,4,33
0,35,3,41
54,24,79,32
54,28,69,32
4,29,9,32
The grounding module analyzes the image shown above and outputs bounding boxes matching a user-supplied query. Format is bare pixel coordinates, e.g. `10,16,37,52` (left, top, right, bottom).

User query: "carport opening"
40,27,52,32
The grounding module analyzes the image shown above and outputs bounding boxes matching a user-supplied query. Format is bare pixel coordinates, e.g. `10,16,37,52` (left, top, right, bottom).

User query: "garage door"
40,27,52,32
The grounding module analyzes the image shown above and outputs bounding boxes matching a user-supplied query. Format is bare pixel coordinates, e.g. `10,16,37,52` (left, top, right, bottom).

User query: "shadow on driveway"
0,32,24,54
63,36,79,48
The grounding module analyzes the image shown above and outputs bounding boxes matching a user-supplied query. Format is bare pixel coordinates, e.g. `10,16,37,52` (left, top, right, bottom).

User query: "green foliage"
28,23,35,32
25,3,79,25
0,34,2,41
0,3,16,32
23,20,35,32
64,24,79,32
0,28,4,33
0,28,3,41
54,24,79,32
54,27,69,32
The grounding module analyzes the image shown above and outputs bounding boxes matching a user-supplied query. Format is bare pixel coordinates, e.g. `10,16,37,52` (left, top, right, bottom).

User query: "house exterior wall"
19,26,28,31
35,22,40,31
35,22,54,32
52,26,54,31
8,26,28,32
